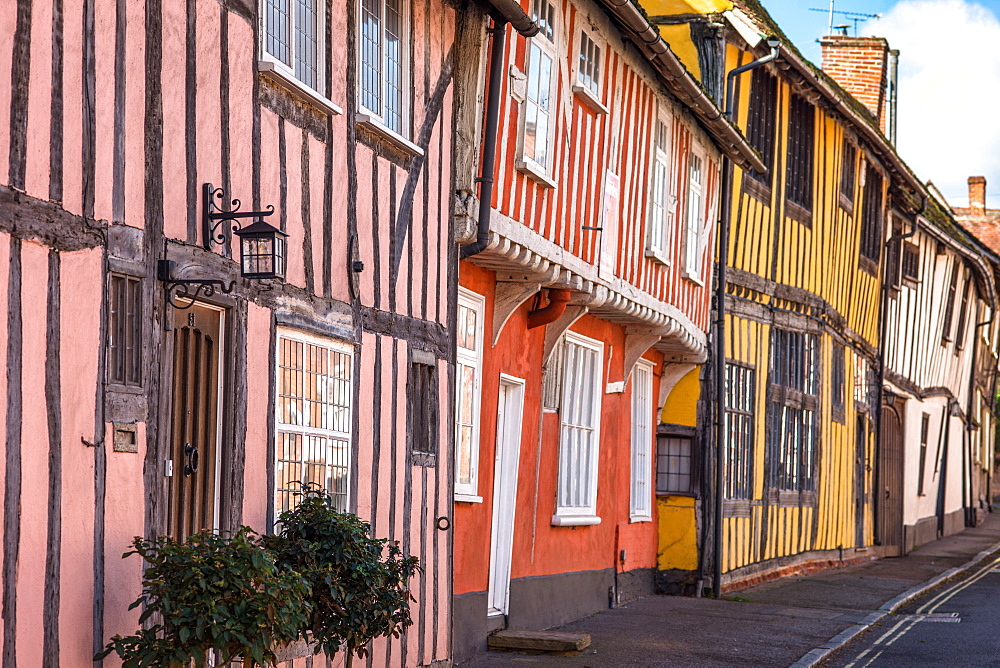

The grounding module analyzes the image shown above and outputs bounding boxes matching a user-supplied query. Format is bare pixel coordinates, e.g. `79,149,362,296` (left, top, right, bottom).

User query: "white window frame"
683,147,706,281
258,0,342,115
273,328,354,517
646,106,675,264
572,29,607,114
455,288,485,502
552,331,604,526
516,0,559,186
630,359,654,522
357,0,409,137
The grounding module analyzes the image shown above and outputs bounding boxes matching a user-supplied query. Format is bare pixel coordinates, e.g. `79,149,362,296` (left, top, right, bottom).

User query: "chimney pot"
969,176,986,215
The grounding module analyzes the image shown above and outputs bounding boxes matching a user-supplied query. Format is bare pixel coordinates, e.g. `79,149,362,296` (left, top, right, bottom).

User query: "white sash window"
553,332,603,525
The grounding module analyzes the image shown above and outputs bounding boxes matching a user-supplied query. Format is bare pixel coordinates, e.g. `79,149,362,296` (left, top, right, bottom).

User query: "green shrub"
96,528,310,667
264,487,420,667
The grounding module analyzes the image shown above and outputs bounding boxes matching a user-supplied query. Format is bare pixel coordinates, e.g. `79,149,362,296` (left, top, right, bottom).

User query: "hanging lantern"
234,220,287,280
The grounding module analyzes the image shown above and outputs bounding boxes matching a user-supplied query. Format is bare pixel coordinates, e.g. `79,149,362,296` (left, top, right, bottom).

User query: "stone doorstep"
487,630,592,653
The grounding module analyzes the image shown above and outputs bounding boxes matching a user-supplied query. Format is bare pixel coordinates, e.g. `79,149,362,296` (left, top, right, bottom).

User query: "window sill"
785,200,813,227
356,114,424,158
681,269,704,286
256,60,343,116
743,174,772,204
645,248,671,267
551,514,601,527
572,84,609,115
629,515,652,524
454,493,483,504
516,159,557,189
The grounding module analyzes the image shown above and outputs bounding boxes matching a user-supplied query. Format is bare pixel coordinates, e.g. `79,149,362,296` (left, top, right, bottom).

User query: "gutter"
597,0,766,174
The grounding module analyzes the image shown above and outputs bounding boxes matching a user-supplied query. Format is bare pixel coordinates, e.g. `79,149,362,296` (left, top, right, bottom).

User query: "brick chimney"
820,35,890,134
969,176,986,216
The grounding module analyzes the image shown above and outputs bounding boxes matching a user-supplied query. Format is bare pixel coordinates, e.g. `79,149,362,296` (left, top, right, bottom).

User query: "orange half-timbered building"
449,0,762,659
0,0,456,665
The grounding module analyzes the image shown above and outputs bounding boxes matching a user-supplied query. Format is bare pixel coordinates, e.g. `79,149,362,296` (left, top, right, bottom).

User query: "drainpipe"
888,49,899,145
526,289,571,329
460,20,509,259
874,203,921,544
712,39,780,599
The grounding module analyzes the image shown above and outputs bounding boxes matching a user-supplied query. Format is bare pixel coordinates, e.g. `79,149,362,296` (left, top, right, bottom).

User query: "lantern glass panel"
242,234,273,276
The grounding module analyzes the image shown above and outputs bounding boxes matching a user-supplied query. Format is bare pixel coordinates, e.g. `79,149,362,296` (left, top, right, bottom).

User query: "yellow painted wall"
640,0,732,14
657,496,698,570
661,367,700,426
658,24,702,80
716,37,883,576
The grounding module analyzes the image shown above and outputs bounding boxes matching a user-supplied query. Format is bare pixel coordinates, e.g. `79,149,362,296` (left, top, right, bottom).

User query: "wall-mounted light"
234,220,287,280
202,183,285,280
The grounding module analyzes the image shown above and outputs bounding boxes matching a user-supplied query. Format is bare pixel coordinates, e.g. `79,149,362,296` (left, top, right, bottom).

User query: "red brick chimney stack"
820,36,890,134
969,176,987,216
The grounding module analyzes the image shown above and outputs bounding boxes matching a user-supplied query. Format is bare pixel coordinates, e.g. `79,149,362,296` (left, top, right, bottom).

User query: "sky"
760,0,1000,209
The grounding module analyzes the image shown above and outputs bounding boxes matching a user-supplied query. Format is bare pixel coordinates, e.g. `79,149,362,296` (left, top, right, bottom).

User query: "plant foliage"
96,528,310,668
264,486,420,666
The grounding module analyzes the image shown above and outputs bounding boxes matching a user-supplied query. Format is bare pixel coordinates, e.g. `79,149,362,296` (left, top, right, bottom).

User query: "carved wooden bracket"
622,327,663,383
541,305,589,366
492,281,541,346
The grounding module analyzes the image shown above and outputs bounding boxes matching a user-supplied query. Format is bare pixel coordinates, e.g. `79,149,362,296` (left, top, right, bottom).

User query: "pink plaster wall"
92,0,115,223
24,0,53,199
161,0,188,241
284,127,305,289
0,0,13,184
195,0,223,215
242,303,272,531
227,14,255,246
123,0,146,227
16,241,51,668
61,0,84,216
102,419,147,665
58,249,102,664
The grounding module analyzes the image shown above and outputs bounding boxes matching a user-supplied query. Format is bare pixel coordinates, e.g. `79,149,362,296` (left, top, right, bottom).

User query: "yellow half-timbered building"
639,0,941,592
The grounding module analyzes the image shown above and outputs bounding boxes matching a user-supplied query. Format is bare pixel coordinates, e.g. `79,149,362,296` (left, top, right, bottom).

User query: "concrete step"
487,630,591,653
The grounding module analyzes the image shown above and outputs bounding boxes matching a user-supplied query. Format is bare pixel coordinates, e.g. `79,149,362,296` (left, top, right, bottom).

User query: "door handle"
184,443,200,477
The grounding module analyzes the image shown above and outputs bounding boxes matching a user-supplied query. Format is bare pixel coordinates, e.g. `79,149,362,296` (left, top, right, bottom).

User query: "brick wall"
820,35,890,133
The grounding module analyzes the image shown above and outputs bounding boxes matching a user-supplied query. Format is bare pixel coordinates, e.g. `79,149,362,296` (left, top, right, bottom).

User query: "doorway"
877,402,904,556
167,302,225,541
487,375,525,620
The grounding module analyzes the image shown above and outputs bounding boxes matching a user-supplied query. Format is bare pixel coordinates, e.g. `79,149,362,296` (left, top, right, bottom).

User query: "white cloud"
862,0,1000,208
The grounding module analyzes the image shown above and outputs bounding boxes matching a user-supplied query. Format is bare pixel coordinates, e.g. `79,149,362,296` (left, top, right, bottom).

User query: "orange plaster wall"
453,262,662,595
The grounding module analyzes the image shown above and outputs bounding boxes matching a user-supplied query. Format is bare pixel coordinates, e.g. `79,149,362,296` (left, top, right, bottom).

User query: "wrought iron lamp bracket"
158,260,236,310
202,183,275,250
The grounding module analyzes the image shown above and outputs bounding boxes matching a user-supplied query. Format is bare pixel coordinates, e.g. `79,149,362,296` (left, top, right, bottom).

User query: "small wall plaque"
113,423,139,453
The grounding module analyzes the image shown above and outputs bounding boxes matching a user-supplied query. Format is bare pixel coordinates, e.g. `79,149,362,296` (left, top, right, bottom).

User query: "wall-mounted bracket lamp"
202,183,287,281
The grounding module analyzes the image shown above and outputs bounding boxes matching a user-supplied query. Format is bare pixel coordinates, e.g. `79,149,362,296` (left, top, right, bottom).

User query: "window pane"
294,0,319,89
360,0,382,115
264,0,292,67
275,335,353,515
384,0,403,133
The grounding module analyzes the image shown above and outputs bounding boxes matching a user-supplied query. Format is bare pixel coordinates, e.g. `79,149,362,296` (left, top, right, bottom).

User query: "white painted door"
487,375,525,618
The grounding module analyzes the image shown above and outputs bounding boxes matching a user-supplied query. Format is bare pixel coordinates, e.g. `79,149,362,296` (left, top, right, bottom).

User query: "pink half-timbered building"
0,0,455,665
449,0,762,659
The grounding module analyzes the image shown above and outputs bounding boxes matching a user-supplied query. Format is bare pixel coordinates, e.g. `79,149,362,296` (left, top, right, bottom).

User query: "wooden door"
877,403,904,556
855,414,867,548
167,303,224,541
487,376,525,619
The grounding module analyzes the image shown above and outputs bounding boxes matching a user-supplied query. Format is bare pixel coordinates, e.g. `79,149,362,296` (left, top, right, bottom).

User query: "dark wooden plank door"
167,303,223,541
877,403,904,556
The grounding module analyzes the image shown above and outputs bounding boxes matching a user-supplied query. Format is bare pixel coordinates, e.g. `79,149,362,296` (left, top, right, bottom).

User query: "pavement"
462,511,1000,667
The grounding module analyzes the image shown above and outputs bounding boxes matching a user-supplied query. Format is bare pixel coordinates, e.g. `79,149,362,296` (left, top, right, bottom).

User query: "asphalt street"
822,554,1000,667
